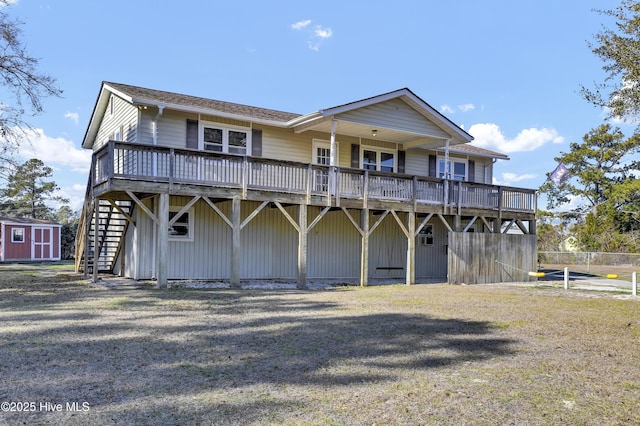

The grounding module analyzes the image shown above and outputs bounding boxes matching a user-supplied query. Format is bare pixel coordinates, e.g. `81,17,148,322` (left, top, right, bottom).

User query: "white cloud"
440,105,454,114
291,20,312,30
468,123,564,153
56,183,87,212
314,26,333,39
493,172,537,186
292,20,333,51
458,103,475,112
15,128,92,173
64,111,79,125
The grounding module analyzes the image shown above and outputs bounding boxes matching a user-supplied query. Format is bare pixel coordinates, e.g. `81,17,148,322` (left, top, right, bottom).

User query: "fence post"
564,267,569,290
633,272,637,297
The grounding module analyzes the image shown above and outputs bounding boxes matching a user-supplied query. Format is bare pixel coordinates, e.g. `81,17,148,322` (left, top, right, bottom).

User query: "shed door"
33,227,51,260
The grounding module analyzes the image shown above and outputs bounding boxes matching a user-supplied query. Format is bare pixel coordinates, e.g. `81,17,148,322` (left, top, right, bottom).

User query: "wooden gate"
448,232,537,284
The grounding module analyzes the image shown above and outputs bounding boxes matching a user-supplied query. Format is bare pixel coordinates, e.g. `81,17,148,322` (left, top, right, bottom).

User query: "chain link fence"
538,251,640,280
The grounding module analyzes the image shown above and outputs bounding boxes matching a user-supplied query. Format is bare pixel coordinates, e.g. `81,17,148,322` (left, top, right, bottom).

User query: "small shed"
0,217,61,262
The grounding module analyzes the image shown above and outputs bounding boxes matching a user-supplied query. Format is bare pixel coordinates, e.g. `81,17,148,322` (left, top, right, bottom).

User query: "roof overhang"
289,88,473,148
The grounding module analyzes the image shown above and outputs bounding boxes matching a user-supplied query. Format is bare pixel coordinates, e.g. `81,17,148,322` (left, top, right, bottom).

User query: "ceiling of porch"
294,117,455,149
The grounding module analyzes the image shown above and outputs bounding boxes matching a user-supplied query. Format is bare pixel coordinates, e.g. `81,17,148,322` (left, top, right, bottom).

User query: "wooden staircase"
76,180,134,274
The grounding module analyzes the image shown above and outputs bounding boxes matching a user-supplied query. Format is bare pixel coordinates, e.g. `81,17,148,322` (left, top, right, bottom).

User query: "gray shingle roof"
447,143,509,160
104,82,301,123
0,216,60,225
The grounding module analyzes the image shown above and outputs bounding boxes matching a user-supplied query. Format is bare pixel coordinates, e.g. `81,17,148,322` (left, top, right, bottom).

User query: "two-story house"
76,82,537,288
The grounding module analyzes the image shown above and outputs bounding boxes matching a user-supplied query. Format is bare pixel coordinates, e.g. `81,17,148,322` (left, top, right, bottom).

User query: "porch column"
360,208,369,287
156,193,169,289
406,211,416,286
230,197,241,288
297,204,308,289
444,138,450,213
329,119,338,198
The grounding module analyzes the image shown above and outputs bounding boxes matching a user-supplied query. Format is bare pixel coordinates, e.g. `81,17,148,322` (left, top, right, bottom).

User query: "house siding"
336,98,450,139
94,94,138,150
124,197,449,281
404,148,430,177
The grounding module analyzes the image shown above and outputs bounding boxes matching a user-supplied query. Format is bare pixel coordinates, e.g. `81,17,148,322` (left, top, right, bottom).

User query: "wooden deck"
92,141,536,219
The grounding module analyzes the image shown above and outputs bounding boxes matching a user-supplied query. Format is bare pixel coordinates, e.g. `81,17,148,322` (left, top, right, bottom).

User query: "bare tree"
0,0,62,174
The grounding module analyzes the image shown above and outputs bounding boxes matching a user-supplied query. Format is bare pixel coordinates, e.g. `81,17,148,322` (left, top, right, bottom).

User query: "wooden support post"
157,193,169,289
564,267,569,290
231,198,241,288
406,211,416,286
297,204,308,290
83,199,91,278
92,197,99,283
454,215,462,232
360,208,369,287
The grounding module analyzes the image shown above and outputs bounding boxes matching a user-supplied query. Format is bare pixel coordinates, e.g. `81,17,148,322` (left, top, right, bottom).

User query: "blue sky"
1,0,630,211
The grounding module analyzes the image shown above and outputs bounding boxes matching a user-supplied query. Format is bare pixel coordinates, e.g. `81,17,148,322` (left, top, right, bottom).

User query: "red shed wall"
4,224,32,260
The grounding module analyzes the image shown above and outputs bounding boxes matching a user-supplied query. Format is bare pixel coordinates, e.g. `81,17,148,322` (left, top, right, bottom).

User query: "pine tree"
0,158,68,218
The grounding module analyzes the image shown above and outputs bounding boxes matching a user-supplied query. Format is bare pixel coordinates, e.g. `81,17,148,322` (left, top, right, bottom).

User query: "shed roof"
0,217,60,225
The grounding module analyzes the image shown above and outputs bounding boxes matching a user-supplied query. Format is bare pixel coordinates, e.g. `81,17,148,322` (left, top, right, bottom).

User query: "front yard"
0,263,638,425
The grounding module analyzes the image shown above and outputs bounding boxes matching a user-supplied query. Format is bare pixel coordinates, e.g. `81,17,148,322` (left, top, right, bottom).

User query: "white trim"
360,146,397,172
311,139,333,165
169,206,195,242
437,156,468,181
199,120,252,155
1,222,4,262
32,226,49,260
11,227,25,243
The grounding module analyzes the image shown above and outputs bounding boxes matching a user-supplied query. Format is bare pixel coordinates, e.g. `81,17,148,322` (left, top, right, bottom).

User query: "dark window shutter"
468,160,475,182
428,155,436,177
186,119,198,149
351,144,360,168
397,150,406,174
252,129,262,157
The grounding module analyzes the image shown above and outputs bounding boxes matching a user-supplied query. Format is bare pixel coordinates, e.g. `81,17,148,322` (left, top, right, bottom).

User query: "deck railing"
94,141,536,214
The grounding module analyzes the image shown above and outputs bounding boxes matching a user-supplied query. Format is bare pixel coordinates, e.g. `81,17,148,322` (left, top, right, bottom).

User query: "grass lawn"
0,263,638,425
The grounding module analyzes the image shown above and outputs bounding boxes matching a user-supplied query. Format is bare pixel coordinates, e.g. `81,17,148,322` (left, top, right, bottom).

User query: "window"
169,207,194,241
418,225,433,246
200,122,250,155
362,148,395,172
312,140,332,192
438,158,467,181
312,140,333,165
11,228,25,243
113,125,123,141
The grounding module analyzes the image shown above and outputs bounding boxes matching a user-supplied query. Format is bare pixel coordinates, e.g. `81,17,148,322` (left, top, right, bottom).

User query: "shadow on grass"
0,268,517,424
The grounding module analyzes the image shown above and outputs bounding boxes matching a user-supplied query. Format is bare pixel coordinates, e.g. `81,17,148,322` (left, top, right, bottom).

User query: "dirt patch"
0,264,638,425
